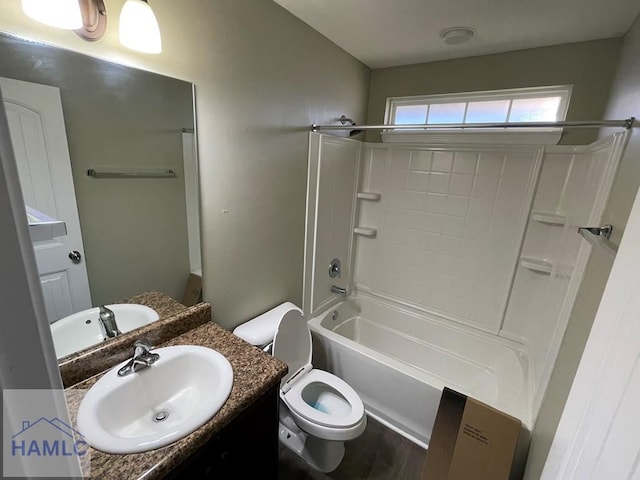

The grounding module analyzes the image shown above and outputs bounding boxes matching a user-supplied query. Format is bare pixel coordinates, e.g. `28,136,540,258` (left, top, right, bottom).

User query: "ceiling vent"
440,27,476,45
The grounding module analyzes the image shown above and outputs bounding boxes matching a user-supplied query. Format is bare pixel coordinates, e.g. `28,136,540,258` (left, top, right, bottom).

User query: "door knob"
68,250,82,263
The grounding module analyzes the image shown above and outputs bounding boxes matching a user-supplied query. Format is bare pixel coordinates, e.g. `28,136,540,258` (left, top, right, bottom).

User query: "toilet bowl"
281,369,365,441
233,302,366,472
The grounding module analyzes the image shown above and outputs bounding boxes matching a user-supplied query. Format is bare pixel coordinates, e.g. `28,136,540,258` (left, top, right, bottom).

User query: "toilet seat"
272,310,366,434
281,369,365,429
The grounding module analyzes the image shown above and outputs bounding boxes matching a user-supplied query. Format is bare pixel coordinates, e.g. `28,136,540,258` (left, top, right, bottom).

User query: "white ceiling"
272,0,640,68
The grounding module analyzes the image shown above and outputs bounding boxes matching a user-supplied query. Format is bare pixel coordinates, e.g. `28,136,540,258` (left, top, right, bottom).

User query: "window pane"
428,103,466,124
395,105,428,124
465,100,510,123
509,96,562,122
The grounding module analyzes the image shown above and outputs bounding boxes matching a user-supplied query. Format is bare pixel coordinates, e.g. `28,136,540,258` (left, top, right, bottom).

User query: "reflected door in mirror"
1,77,91,322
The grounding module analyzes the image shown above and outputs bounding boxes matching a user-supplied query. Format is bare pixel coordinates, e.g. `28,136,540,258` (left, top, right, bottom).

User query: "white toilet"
233,302,367,473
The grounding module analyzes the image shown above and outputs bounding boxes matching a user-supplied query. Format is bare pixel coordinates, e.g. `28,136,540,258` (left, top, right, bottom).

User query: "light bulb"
119,0,162,54
21,0,83,30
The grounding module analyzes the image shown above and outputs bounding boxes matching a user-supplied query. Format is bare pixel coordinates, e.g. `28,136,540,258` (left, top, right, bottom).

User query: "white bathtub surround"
354,136,623,413
304,134,360,314
503,133,626,414
309,293,530,447
355,144,542,334
303,132,626,447
541,168,640,480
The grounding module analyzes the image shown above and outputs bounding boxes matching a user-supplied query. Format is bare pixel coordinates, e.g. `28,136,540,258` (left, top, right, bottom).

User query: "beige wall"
0,34,194,306
601,16,640,245
0,0,371,328
367,39,622,145
524,14,640,479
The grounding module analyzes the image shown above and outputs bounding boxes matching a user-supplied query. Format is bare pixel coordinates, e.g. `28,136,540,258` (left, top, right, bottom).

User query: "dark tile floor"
278,416,426,480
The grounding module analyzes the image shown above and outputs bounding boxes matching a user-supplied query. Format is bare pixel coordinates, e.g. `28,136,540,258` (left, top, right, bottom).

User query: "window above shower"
383,85,572,145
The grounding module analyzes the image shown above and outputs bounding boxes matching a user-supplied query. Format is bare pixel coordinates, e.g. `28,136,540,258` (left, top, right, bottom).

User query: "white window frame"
383,85,573,145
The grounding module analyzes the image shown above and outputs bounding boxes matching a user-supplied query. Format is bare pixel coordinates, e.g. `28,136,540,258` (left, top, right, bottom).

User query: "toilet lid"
273,310,312,387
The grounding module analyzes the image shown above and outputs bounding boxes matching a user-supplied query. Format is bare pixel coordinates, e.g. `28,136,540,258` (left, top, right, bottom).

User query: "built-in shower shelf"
519,257,553,274
531,211,566,225
357,192,381,201
519,256,574,277
354,226,377,237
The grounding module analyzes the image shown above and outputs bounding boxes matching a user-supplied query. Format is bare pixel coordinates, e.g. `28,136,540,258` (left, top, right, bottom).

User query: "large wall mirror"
0,33,200,335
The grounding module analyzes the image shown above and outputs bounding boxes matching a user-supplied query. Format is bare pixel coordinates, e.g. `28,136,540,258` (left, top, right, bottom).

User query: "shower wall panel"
354,144,542,334
303,133,360,315
501,134,625,414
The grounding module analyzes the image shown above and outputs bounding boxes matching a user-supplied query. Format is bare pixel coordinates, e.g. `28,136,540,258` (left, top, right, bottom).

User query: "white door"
541,184,640,479
0,77,91,323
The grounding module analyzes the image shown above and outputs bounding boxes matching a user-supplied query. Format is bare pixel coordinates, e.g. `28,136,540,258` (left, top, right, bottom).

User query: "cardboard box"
422,388,525,480
181,273,202,306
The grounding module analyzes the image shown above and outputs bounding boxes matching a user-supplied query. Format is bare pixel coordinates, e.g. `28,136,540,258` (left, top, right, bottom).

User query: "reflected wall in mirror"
0,33,199,326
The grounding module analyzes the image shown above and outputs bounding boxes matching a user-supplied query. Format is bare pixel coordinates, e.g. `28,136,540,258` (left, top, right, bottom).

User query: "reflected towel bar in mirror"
87,168,177,178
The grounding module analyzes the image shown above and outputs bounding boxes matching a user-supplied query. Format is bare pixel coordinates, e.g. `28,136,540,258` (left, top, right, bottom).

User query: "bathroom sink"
50,304,159,358
76,345,233,454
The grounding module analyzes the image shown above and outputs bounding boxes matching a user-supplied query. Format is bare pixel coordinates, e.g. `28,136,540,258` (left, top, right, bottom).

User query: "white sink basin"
50,304,159,358
77,345,233,454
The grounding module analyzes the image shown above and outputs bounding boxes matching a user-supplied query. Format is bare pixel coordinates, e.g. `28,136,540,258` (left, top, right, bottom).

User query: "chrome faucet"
99,305,121,338
117,340,160,377
331,285,348,297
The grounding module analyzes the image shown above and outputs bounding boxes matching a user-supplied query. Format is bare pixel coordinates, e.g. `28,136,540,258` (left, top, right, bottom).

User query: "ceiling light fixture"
74,0,107,42
21,0,83,30
440,27,476,45
119,0,162,54
21,0,107,41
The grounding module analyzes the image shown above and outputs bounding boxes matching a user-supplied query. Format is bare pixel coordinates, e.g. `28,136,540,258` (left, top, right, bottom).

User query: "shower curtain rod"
311,117,635,132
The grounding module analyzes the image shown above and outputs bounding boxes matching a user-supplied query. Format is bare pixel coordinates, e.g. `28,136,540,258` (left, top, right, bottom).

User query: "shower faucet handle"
329,258,342,278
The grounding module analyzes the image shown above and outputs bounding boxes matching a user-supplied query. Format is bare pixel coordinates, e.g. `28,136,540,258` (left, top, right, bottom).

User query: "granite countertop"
122,291,188,317
65,321,288,480
59,292,209,387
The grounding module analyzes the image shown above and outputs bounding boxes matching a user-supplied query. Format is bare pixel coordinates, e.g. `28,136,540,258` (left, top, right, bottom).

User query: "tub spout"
331,285,348,297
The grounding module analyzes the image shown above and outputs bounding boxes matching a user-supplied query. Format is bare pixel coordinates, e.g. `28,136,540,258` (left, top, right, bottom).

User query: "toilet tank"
233,302,302,348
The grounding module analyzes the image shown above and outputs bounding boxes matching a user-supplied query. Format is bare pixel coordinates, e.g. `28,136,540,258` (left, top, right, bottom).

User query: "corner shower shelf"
357,192,382,201
519,257,553,274
518,256,574,277
354,226,377,237
531,211,566,225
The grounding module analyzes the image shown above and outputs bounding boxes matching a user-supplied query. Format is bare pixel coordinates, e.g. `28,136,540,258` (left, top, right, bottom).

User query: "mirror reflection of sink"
77,345,233,454
50,304,159,358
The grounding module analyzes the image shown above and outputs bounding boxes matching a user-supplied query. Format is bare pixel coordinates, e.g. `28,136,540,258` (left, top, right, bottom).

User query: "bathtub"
308,293,531,447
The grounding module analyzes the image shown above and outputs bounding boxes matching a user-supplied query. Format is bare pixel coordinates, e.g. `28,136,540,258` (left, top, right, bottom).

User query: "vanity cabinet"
166,387,280,479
